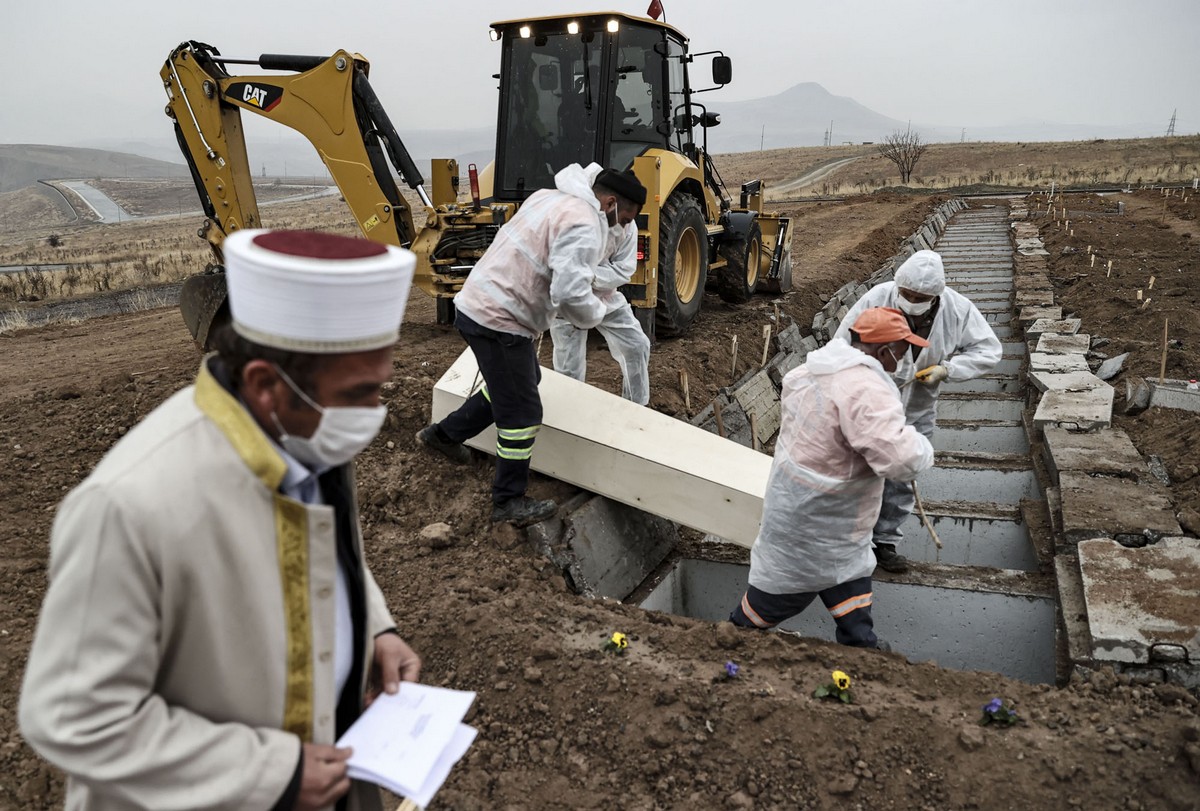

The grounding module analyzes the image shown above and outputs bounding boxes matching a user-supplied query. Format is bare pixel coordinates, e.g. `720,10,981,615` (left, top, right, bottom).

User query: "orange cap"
851,307,930,347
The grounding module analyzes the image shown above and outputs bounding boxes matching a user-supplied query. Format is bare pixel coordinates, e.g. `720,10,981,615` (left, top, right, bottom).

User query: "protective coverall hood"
554,162,605,213
453,162,608,337
894,250,946,296
832,276,1002,432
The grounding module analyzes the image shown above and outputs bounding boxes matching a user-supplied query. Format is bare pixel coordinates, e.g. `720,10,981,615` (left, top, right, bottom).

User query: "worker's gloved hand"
915,364,949,385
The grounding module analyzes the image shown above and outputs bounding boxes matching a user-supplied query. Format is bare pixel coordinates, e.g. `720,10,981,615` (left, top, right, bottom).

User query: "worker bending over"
731,307,934,648
835,249,1001,572
550,167,650,405
418,164,646,527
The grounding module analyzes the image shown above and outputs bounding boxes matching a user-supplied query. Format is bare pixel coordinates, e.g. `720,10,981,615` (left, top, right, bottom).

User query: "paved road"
60,181,135,223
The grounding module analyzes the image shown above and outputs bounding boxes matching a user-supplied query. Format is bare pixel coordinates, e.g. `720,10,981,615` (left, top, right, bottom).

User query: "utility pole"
1166,109,1176,137
961,128,966,143
760,124,765,151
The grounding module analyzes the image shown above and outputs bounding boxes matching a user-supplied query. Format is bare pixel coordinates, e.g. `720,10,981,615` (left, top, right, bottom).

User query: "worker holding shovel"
836,250,1001,572
730,307,934,648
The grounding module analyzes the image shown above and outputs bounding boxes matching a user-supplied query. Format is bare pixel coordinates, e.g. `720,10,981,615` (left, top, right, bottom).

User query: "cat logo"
225,82,284,112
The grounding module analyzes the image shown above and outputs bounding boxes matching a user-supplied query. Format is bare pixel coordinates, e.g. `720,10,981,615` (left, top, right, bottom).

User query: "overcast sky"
3,0,1197,147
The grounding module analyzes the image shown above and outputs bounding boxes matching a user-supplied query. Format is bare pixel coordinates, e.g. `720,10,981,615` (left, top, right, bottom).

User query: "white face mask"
271,366,387,470
897,295,934,316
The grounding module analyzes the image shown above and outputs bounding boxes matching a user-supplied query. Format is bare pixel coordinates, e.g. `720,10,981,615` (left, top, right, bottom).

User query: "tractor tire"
714,222,764,304
654,194,709,337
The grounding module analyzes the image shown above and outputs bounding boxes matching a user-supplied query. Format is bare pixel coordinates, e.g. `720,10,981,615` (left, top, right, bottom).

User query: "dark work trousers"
730,577,878,648
436,312,543,505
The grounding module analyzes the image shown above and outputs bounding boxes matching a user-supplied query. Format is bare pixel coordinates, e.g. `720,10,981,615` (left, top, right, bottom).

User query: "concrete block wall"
1012,204,1198,688
690,199,968,450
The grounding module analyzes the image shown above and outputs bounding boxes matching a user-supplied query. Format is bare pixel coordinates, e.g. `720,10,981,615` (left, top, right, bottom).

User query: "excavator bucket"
179,272,229,351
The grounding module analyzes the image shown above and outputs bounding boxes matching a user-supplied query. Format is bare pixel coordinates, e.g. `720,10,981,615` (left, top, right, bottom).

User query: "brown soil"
2,194,1199,810
1036,189,1200,520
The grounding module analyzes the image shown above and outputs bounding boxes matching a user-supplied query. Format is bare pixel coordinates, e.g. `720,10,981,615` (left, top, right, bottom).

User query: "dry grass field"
716,135,1200,198
1,134,1197,315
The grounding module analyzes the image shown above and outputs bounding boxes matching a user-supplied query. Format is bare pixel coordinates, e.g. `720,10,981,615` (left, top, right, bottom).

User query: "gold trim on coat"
194,359,314,740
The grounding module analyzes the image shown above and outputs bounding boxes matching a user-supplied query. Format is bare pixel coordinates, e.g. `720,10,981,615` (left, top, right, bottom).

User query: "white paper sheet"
337,683,477,803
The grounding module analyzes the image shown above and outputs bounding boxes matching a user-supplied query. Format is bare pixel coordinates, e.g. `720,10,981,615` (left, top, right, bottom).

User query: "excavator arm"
160,41,429,346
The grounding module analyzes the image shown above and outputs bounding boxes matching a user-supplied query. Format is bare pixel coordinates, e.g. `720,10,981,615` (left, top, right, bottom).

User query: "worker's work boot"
492,496,558,528
873,543,909,574
416,425,471,465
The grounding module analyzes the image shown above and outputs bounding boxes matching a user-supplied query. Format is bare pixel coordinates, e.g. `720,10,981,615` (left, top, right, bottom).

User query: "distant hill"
0,145,184,194
705,82,909,152
703,83,1168,153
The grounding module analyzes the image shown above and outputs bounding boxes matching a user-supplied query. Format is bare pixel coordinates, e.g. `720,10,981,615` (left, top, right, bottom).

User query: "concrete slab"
1058,472,1182,543
1036,333,1092,355
1013,290,1057,307
1033,386,1114,431
1078,537,1200,664
1041,426,1149,486
1029,370,1109,394
1054,554,1094,665
1027,318,1082,340
563,496,679,599
1095,353,1130,381
1019,306,1063,324
733,369,781,448
432,349,771,547
1029,352,1089,375
1148,379,1200,413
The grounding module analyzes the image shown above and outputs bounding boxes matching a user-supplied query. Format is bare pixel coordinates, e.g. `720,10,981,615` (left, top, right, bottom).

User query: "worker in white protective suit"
417,163,646,527
834,249,1002,572
550,167,650,405
731,307,934,647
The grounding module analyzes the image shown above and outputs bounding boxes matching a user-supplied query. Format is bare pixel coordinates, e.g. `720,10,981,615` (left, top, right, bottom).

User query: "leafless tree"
877,129,928,184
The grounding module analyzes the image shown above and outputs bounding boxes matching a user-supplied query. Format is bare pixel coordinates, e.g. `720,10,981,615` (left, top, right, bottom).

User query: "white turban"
224,229,415,353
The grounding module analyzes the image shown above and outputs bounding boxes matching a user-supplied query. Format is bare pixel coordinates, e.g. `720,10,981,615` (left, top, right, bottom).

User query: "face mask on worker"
897,294,935,317
604,199,619,228
270,365,387,470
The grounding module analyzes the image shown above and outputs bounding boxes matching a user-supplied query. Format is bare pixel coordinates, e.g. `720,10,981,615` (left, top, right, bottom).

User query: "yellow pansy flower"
832,670,851,691
611,632,628,649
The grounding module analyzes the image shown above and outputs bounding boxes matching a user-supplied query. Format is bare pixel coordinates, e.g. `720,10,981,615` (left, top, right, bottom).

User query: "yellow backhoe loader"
161,11,791,348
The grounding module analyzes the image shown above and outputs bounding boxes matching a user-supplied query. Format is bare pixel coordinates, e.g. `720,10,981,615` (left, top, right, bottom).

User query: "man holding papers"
20,230,423,810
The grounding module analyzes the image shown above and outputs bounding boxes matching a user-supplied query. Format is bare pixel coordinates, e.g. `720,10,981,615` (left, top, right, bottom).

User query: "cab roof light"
519,25,532,38
606,19,620,33
567,21,580,35
489,29,501,42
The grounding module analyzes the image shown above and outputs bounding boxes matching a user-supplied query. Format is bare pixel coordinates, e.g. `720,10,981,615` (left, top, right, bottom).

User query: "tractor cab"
489,12,727,200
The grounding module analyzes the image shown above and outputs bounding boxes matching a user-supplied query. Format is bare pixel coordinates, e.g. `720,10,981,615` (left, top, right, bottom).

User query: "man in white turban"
22,229,422,811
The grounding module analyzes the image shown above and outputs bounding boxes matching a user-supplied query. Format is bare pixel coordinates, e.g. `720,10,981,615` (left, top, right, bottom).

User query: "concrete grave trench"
536,198,1198,690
